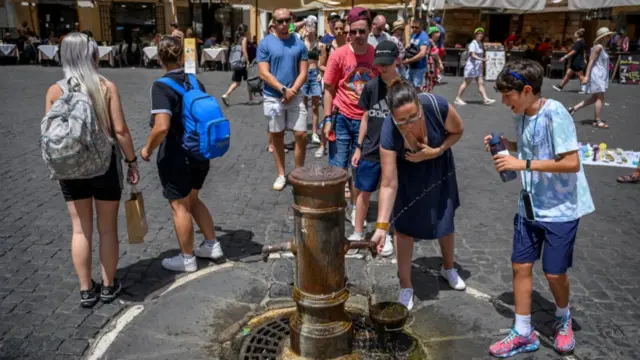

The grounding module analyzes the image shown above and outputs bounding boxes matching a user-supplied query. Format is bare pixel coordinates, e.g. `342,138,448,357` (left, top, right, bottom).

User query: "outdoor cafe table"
200,48,227,70
98,46,115,67
38,45,59,64
0,44,19,59
142,46,158,66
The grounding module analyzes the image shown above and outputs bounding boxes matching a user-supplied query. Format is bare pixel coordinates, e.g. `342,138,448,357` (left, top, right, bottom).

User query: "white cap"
306,15,318,24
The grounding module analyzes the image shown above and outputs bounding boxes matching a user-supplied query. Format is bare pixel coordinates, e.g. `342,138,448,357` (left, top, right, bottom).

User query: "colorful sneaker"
554,314,575,354
489,327,539,358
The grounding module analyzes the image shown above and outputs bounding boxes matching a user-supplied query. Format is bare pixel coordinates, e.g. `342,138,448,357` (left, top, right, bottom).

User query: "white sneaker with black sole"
162,254,197,272
194,240,224,260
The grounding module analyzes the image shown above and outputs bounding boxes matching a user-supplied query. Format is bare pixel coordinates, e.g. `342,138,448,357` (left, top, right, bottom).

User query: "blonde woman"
302,16,324,155
45,33,139,307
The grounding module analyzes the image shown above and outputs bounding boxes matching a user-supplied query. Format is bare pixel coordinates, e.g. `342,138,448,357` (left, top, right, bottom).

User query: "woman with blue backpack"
42,33,139,307
141,36,228,272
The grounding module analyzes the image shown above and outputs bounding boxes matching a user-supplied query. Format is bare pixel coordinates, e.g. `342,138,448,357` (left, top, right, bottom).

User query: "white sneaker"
311,133,321,144
194,240,224,260
314,146,325,158
380,234,394,257
483,99,496,105
440,267,466,290
552,85,563,92
347,232,364,255
454,98,466,105
398,288,414,311
347,206,367,228
273,176,286,191
579,85,586,94
162,254,197,272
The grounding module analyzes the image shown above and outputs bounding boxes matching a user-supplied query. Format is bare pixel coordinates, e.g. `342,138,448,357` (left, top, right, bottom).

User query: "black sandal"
568,107,577,116
592,120,609,129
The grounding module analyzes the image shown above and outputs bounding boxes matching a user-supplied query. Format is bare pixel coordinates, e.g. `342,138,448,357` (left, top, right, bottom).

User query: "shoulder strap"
187,74,201,91
156,77,186,96
56,79,69,94
422,93,444,127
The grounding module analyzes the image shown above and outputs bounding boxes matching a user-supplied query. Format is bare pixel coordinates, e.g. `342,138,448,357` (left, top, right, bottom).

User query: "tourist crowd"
38,5,638,359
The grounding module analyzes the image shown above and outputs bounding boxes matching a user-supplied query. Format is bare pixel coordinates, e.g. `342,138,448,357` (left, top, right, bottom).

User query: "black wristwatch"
281,86,287,94
356,143,363,150
526,159,531,171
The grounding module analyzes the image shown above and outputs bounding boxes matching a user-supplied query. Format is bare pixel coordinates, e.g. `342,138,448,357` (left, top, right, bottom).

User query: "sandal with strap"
592,120,609,129
617,174,640,184
567,107,577,116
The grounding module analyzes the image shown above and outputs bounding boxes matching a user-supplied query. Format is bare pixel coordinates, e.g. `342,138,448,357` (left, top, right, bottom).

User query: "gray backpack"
40,79,114,180
229,43,245,70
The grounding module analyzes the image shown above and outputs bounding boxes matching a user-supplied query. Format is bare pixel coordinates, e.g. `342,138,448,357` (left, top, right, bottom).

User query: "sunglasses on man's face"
411,26,421,29
349,28,367,36
274,18,291,25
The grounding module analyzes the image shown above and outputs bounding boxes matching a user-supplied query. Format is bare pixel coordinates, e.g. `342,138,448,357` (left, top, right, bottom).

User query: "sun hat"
593,27,615,44
474,27,485,35
392,20,405,33
428,26,440,35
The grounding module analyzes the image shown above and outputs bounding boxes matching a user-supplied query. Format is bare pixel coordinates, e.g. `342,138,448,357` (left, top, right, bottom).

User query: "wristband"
125,156,137,164
526,159,531,171
375,222,390,231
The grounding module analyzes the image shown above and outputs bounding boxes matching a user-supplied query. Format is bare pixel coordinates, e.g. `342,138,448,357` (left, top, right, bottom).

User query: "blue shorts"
511,214,580,275
355,159,381,192
405,67,426,88
328,114,361,169
302,68,322,98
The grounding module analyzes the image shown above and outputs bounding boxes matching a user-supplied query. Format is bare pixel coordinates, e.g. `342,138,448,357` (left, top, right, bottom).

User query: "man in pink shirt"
323,7,378,226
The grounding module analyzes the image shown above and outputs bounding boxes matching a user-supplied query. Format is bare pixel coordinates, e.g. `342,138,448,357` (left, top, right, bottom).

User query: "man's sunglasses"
411,26,421,29
274,18,291,25
349,28,367,35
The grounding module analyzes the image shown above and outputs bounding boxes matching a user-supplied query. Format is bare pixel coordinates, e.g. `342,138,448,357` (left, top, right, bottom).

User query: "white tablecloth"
0,44,18,57
143,46,158,66
98,46,115,67
39,45,59,62
201,48,227,64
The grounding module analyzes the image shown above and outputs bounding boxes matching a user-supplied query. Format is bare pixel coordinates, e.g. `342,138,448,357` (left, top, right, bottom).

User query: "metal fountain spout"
260,165,378,359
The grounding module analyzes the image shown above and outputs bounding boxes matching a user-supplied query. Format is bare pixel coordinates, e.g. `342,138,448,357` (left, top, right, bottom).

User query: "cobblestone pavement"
0,66,638,359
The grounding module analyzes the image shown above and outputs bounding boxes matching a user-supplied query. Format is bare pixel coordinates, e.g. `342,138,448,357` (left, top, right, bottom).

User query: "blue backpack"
156,74,230,160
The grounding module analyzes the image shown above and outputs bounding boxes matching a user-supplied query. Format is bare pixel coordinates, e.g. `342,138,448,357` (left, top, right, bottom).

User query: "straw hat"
593,27,614,44
392,20,405,33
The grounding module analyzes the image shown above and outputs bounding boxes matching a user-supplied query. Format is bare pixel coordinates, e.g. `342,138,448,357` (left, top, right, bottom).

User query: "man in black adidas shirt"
349,40,399,257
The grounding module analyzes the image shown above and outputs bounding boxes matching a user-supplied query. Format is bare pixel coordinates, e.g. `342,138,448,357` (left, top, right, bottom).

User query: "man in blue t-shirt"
257,7,309,191
403,18,429,89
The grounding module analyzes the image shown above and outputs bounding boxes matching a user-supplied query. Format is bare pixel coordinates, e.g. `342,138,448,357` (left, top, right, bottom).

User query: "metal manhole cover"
238,313,421,359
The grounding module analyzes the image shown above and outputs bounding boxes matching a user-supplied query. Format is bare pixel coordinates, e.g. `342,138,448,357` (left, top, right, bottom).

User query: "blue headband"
507,70,531,86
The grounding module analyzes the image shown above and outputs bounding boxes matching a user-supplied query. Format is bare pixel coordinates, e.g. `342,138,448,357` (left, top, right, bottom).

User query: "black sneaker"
100,279,122,304
80,280,100,308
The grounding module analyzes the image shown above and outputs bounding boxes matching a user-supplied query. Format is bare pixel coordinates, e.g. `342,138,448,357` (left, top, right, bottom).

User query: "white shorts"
264,94,308,133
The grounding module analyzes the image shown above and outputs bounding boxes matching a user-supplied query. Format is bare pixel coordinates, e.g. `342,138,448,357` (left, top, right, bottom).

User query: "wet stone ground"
0,66,639,359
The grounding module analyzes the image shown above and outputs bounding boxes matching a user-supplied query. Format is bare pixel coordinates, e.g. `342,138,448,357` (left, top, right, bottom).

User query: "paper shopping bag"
125,186,147,244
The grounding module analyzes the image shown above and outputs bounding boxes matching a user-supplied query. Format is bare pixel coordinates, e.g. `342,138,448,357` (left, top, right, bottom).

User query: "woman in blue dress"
371,79,466,311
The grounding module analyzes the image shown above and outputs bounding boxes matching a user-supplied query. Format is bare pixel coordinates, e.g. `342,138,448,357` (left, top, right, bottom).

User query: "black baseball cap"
374,40,399,65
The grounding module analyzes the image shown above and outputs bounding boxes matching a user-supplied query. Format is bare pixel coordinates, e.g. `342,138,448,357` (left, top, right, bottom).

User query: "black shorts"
232,68,247,83
158,151,210,201
59,152,122,202
570,62,586,72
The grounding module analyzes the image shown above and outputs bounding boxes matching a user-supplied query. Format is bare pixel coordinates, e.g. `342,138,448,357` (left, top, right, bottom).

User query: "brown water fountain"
260,165,420,360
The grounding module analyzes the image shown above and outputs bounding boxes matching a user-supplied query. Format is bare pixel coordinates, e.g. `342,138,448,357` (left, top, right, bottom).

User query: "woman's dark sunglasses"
274,18,291,25
349,28,367,35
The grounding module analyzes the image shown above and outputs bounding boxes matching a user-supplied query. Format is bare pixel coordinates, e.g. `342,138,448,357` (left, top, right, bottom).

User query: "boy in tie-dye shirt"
483,60,594,358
